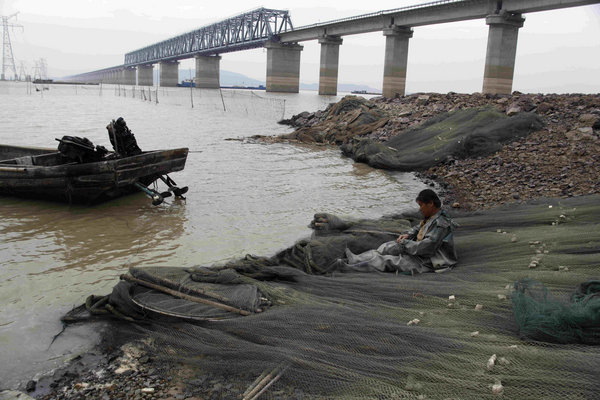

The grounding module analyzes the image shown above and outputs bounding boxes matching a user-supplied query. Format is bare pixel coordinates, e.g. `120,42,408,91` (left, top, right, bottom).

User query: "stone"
407,318,420,326
417,95,430,104
491,380,504,395
0,391,36,400
579,113,598,125
566,127,596,141
475,304,483,311
487,354,497,370
506,104,521,116
25,381,36,393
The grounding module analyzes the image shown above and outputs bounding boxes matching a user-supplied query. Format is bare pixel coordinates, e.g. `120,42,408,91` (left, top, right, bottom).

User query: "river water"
0,82,426,388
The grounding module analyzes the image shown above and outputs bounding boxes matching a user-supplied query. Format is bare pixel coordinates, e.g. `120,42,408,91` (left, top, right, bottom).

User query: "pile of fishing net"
340,107,544,170
63,195,600,399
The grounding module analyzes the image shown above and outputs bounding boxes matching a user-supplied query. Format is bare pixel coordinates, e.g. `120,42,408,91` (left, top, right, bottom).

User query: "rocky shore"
273,92,600,210
7,338,253,400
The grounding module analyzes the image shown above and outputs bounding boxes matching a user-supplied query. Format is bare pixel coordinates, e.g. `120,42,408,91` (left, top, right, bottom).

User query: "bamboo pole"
121,273,250,316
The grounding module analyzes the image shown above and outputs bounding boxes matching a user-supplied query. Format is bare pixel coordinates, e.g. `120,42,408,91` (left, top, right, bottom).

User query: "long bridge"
64,0,600,96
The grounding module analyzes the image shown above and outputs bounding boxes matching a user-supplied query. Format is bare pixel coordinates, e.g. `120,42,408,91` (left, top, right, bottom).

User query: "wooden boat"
0,144,188,205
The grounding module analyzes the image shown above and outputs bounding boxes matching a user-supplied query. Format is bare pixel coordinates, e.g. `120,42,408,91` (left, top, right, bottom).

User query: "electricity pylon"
1,12,23,81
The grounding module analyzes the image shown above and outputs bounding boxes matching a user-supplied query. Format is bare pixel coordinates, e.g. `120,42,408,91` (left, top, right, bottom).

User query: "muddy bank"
266,92,600,210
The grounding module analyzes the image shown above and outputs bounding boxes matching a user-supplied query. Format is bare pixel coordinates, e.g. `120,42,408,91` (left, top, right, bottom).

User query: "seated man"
339,189,458,274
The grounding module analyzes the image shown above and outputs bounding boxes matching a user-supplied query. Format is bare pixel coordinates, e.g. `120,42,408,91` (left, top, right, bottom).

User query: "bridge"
64,0,600,96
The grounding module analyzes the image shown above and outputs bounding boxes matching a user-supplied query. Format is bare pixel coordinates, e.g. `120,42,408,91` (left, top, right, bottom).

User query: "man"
340,189,458,274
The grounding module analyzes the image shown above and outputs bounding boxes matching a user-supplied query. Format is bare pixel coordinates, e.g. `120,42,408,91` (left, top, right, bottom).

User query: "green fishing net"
340,107,544,170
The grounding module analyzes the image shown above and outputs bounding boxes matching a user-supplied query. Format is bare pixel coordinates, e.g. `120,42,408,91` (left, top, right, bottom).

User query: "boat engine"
56,136,108,163
106,117,142,157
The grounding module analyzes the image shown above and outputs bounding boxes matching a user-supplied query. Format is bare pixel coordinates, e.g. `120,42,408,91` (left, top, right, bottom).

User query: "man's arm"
399,221,450,256
397,225,419,242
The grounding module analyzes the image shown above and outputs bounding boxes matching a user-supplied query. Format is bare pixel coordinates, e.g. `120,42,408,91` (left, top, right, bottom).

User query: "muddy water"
0,82,427,388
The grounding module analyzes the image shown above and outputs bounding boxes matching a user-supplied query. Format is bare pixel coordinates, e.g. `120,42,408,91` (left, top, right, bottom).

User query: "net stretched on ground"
63,195,600,399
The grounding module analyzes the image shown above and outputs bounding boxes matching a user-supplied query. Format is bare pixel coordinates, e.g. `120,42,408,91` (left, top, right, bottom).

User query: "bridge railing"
124,7,293,66
292,0,469,31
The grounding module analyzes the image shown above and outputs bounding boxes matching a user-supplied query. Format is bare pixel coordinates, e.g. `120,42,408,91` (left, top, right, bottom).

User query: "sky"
2,0,600,93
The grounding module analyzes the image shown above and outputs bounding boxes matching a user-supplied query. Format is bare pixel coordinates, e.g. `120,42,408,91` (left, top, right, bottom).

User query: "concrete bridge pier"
318,35,343,95
482,12,525,94
159,61,180,87
109,71,119,84
122,67,136,85
195,55,221,88
137,64,154,86
265,41,303,93
382,27,413,98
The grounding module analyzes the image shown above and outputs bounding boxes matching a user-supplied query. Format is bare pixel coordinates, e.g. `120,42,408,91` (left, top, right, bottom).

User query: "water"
0,82,426,388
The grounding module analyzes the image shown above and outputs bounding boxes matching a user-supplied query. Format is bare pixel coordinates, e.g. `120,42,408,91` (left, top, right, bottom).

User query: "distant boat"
0,144,188,205
223,84,266,90
177,80,195,88
351,90,381,95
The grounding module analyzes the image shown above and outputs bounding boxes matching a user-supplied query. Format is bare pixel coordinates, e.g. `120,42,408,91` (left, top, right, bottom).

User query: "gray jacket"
400,210,458,270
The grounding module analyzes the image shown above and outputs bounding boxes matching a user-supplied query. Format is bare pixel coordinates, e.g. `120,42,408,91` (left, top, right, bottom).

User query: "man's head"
416,189,441,218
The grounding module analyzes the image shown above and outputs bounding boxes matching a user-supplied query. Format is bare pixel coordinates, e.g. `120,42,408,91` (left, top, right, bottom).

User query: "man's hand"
397,234,409,243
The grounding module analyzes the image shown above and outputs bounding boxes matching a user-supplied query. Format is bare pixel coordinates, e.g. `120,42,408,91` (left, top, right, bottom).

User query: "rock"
487,354,497,371
537,102,553,113
407,318,420,326
470,331,480,337
452,202,460,208
0,391,36,400
506,104,521,116
475,304,484,311
448,295,456,301
25,381,36,393
417,95,430,104
491,380,504,395
566,127,596,141
579,113,598,125
432,103,445,112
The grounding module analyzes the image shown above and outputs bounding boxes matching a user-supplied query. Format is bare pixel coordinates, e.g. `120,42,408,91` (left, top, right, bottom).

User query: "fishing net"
340,107,544,171
63,194,600,399
512,279,600,345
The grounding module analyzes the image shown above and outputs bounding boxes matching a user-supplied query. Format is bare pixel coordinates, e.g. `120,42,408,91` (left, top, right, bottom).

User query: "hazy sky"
2,0,600,93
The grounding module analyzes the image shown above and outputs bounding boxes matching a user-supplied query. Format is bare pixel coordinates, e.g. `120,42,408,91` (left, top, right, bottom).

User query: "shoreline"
271,91,600,210
5,91,600,399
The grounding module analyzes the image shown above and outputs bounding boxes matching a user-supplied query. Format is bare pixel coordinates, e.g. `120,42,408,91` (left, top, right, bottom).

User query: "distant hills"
180,69,381,93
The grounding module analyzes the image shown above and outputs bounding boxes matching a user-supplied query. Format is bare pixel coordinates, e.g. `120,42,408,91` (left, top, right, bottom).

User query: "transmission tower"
33,58,47,81
1,12,23,81
18,60,28,81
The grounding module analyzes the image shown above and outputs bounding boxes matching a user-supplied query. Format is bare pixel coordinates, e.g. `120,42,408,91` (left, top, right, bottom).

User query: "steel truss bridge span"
124,8,293,66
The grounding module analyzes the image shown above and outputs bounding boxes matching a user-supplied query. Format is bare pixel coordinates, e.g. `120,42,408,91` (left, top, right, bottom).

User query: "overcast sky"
2,0,600,93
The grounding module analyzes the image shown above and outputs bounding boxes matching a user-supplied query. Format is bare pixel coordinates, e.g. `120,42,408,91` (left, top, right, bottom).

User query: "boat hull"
0,145,189,204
